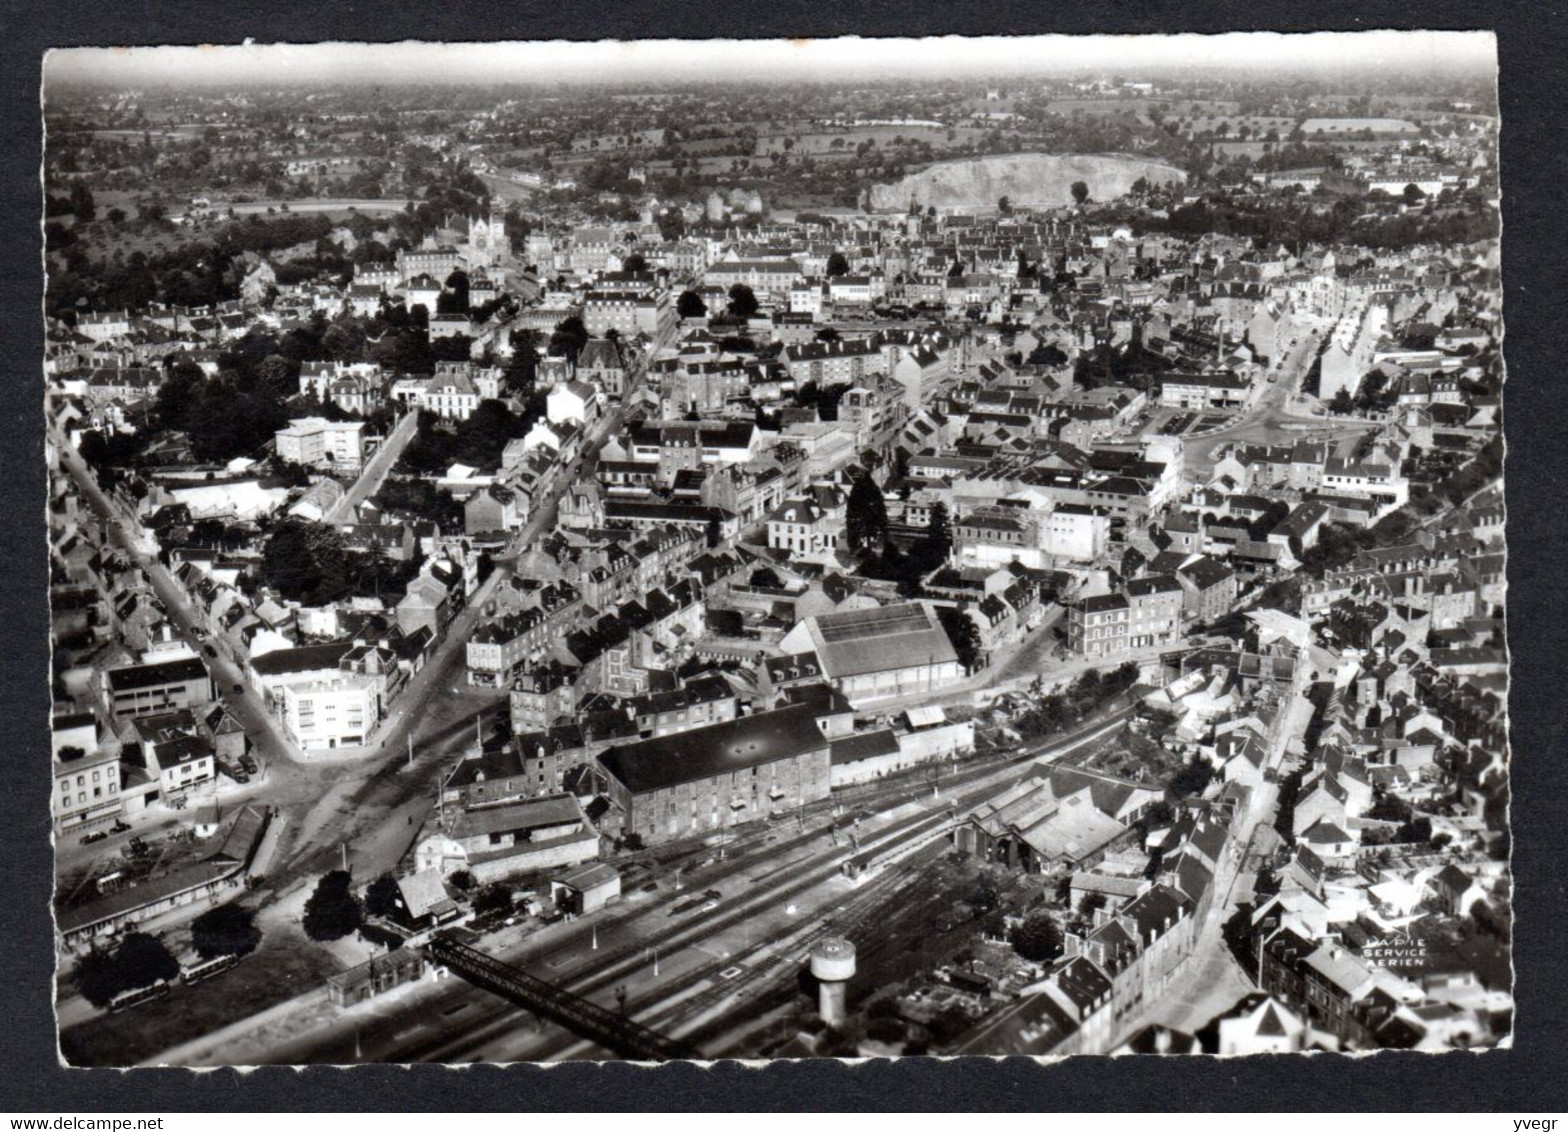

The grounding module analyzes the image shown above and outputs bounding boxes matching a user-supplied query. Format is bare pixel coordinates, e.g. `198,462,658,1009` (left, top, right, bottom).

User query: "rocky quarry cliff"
866,152,1186,213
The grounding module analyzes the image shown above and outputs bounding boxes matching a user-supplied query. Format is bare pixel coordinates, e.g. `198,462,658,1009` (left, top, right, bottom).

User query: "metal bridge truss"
425,935,696,1062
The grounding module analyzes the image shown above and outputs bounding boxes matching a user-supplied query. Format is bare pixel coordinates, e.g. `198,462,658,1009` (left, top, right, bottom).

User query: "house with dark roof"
1175,554,1237,624
952,770,1146,875
385,869,461,932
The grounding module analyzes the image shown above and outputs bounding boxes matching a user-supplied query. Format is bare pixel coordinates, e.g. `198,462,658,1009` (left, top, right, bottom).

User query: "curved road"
1180,327,1378,476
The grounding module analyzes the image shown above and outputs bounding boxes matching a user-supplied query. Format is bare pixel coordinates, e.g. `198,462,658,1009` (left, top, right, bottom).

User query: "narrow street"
321,408,420,525
1107,686,1312,1044
52,432,299,769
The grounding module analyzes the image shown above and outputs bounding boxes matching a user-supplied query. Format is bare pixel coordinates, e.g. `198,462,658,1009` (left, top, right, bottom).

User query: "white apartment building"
54,748,122,832
274,417,367,470
1043,504,1112,563
275,674,381,752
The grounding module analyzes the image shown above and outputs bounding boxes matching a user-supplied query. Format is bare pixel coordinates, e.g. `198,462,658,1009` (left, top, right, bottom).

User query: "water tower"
809,937,857,1027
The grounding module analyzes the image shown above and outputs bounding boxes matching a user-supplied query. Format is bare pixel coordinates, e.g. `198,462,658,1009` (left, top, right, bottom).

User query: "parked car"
79,830,108,845
110,820,131,834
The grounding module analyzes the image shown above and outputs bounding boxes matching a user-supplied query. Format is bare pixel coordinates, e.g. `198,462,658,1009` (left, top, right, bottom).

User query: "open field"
755,124,993,155
58,926,340,1068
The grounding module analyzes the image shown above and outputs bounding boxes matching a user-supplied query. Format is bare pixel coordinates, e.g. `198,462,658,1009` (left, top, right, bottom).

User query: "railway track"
393,804,954,1062
299,709,1134,1063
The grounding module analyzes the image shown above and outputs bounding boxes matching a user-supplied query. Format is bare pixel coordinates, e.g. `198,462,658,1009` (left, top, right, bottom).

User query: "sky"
45,31,1497,88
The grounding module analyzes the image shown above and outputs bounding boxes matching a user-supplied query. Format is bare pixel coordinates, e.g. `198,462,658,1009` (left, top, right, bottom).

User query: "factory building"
596,702,833,845
778,601,964,707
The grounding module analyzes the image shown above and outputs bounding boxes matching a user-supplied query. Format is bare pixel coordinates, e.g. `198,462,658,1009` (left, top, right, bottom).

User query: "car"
110,820,131,834
80,830,109,845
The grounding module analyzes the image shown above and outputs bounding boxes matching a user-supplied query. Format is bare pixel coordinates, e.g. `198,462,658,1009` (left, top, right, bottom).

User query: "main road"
1180,326,1379,477
50,429,299,770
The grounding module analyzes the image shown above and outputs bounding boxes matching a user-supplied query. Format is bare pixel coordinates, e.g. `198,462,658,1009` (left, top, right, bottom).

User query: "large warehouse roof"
598,703,827,794
802,601,958,679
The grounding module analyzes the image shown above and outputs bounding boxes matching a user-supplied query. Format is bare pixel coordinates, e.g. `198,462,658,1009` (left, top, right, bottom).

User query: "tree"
69,183,96,223
825,252,850,277
548,315,589,361
115,931,181,989
845,469,888,553
73,932,180,1007
676,289,707,319
1009,914,1064,963
474,884,515,918
74,949,128,1008
260,520,353,605
363,873,400,919
749,566,784,589
504,333,540,395
1171,753,1216,799
937,605,983,673
997,195,1012,216
621,252,649,274
303,870,363,941
1070,181,1090,206
726,283,759,319
191,902,262,960
1403,183,1426,207
919,501,952,567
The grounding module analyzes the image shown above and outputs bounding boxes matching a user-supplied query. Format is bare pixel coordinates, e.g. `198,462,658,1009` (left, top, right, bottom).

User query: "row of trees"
73,904,261,1008
1014,663,1141,741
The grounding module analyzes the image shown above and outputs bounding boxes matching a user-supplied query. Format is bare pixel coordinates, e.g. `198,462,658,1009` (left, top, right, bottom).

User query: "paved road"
52,432,300,769
219,198,413,216
1102,687,1311,1047
1181,326,1378,476
322,410,420,526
